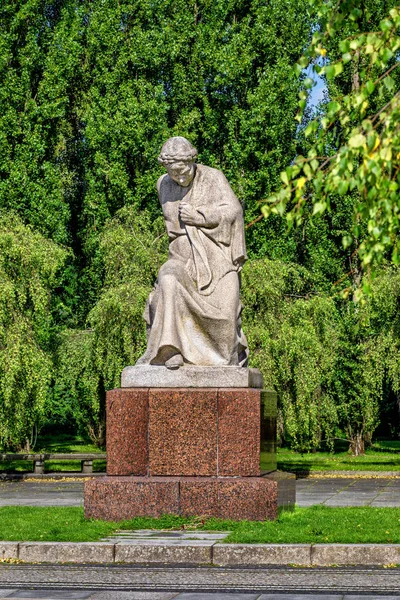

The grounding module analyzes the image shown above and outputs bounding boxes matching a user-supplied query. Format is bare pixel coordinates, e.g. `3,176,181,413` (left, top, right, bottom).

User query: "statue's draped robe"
136,164,249,367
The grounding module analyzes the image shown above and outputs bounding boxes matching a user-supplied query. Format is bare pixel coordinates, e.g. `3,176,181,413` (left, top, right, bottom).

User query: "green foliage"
242,259,339,451
0,213,66,450
242,258,400,453
1,0,313,315
264,0,400,281
53,328,103,445
1,0,400,455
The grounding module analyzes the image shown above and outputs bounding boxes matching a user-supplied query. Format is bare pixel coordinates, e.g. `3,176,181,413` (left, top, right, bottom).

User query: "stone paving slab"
0,482,83,508
114,541,212,564
298,470,400,477
0,543,18,559
102,531,229,542
213,544,312,566
259,596,343,600
310,543,400,566
18,543,114,564
296,477,400,507
115,539,218,546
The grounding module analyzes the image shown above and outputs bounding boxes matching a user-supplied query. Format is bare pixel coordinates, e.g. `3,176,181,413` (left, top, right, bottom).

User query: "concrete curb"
2,541,400,566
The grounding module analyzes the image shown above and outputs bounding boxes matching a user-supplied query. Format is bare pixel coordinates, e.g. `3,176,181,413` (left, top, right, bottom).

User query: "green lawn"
268,441,400,473
0,506,400,544
35,432,105,454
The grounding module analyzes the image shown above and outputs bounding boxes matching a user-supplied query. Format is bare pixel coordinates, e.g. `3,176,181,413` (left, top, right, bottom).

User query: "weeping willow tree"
242,258,340,451
0,213,66,450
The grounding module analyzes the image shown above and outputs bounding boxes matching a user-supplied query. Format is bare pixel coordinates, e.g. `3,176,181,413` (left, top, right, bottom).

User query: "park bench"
0,453,106,474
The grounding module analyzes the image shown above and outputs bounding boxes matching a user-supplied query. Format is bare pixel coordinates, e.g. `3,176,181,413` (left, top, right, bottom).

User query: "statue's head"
158,136,197,187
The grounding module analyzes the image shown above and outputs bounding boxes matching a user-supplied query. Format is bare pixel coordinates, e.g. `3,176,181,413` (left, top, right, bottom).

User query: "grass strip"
0,506,399,544
271,444,400,473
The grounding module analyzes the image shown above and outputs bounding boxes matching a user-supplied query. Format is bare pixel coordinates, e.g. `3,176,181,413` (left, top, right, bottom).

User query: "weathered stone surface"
104,387,268,478
179,478,219,517
311,543,400,566
217,388,260,476
135,137,248,369
18,542,114,564
115,542,212,564
177,476,277,521
84,475,278,521
216,478,277,521
84,477,180,521
106,388,148,476
0,542,18,559
213,543,311,566
121,366,263,388
148,388,217,476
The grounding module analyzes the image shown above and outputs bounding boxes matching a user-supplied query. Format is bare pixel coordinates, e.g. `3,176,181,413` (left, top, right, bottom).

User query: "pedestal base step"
84,475,282,522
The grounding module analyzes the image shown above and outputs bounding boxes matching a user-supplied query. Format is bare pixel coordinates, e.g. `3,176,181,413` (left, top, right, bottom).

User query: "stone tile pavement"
1,477,400,507
296,476,400,507
0,481,84,507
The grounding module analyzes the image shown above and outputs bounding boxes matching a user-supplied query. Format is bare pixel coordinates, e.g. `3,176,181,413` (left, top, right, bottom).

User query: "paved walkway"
296,476,400,507
1,564,400,598
1,477,400,507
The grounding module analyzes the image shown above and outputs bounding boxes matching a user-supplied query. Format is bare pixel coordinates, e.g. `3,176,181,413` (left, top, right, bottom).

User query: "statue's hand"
179,202,204,226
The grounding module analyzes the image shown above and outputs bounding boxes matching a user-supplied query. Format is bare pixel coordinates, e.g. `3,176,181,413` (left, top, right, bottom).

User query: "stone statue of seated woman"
136,136,248,369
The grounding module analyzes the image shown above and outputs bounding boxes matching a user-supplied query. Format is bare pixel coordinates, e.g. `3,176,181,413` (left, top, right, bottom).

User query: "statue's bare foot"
165,353,184,370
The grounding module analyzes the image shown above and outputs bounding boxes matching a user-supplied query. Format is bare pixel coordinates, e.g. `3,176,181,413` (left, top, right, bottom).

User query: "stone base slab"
84,475,279,521
121,365,263,388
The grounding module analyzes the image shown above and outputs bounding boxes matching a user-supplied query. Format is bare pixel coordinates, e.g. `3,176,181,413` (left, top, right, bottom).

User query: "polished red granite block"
217,478,277,520
180,477,277,521
217,389,260,477
106,389,149,476
148,388,218,476
84,476,179,520
179,478,219,517
106,387,263,477
84,475,279,521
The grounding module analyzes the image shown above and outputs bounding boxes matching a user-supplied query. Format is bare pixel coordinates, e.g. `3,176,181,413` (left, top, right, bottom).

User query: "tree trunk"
349,432,365,456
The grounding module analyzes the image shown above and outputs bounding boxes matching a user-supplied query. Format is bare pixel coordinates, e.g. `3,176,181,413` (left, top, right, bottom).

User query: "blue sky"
309,75,327,107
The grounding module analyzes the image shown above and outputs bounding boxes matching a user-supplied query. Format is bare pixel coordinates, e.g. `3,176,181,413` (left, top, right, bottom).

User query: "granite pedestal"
84,369,292,521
